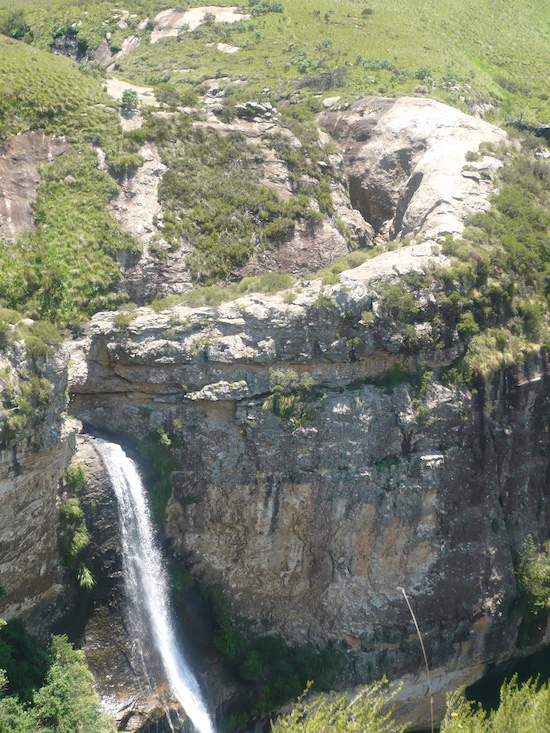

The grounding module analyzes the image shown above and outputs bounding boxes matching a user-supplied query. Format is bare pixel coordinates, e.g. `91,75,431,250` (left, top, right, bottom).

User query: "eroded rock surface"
319,96,507,240
0,338,76,632
151,7,251,43
0,131,69,244
69,252,550,727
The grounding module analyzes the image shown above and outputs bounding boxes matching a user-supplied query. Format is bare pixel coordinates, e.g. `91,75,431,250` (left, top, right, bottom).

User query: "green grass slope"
1,0,548,125
0,35,120,142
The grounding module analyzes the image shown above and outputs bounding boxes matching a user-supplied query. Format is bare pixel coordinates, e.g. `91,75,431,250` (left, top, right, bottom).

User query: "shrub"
272,679,405,733
516,535,550,614
120,88,139,111
65,463,87,493
263,368,317,426
137,427,182,526
441,677,550,733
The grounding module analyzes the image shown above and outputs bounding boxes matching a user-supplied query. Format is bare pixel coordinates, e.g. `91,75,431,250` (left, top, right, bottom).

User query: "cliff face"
69,254,550,725
66,97,544,727
0,338,76,632
0,94,543,729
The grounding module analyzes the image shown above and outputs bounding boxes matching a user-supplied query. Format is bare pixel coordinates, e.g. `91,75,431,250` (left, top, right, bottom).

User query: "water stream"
97,439,216,733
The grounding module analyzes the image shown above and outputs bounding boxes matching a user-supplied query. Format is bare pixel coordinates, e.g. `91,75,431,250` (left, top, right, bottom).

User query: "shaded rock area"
68,261,550,728
0,131,69,244
0,340,76,633
318,96,507,240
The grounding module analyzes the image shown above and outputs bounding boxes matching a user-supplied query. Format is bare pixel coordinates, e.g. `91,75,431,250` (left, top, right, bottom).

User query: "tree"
271,680,406,733
120,89,139,112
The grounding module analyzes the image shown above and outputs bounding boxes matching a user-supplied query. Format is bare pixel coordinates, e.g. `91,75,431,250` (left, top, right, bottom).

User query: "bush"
120,88,138,112
0,635,115,733
262,368,317,426
516,535,550,614
137,427,182,526
65,463,87,493
272,679,405,733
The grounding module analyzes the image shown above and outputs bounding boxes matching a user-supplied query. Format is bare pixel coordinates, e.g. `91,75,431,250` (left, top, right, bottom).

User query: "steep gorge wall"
0,341,77,631
69,268,550,726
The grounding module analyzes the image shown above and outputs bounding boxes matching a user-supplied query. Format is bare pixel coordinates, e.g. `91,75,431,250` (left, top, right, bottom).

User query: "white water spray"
97,440,216,733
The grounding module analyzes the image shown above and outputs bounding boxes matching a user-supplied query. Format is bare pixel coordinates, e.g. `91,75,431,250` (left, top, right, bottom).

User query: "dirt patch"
151,6,251,42
104,78,158,107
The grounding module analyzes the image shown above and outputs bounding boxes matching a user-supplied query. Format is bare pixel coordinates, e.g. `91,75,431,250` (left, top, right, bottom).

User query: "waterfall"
97,440,216,733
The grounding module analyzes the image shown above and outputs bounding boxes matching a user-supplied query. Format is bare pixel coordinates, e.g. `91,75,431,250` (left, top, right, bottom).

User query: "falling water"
97,439,216,733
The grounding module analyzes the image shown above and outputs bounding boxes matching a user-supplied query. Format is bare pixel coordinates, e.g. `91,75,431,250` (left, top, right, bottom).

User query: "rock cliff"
0,93,545,731
0,335,76,632
66,97,541,728
69,245,550,726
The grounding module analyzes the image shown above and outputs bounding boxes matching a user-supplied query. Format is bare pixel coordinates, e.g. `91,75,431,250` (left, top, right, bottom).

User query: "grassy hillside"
0,0,548,355
1,0,548,125
0,35,120,143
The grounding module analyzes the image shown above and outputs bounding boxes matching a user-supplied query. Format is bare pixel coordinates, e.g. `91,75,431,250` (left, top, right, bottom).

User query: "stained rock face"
0,340,76,632
69,261,550,727
0,131,69,244
318,96,507,240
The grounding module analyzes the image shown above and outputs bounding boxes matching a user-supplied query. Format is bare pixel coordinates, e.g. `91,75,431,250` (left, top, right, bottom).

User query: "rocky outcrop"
318,96,507,240
0,131,69,244
150,7,251,43
0,338,77,632
106,96,506,300
68,239,550,727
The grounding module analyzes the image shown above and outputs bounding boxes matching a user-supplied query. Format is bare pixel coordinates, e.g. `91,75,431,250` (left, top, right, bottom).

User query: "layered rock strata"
0,340,76,632
70,257,550,727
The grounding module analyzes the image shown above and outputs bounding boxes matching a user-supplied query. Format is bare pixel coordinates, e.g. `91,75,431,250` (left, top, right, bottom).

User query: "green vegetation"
64,463,87,494
516,535,550,621
272,679,405,733
58,497,94,589
0,36,119,143
0,633,115,733
149,271,296,312
0,619,50,703
138,426,182,526
369,147,550,381
0,145,139,328
0,362,53,446
120,88,139,112
274,675,550,733
146,114,327,282
441,677,550,733
204,584,342,719
262,368,319,426
94,0,550,127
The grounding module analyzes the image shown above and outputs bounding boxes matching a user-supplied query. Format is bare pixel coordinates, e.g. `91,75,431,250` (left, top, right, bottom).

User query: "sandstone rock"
0,131,69,244
0,339,77,633
68,249,550,728
318,96,507,240
150,7,251,43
